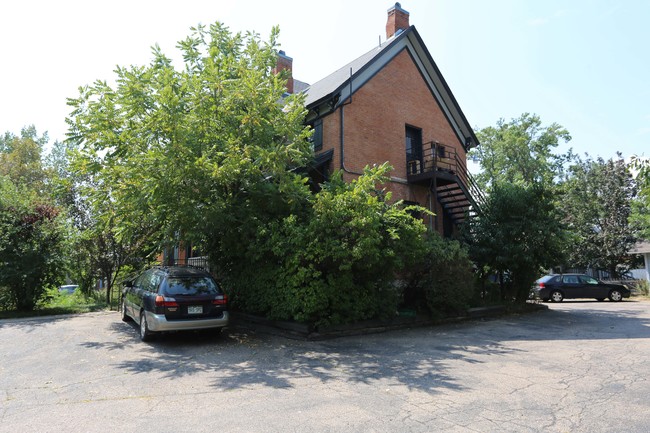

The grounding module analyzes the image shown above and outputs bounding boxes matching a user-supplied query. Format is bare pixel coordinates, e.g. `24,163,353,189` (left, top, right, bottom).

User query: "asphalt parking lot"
1,300,649,433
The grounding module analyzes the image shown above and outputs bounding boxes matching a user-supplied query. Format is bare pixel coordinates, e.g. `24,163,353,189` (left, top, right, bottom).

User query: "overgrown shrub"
403,234,476,318
0,177,67,311
225,164,428,327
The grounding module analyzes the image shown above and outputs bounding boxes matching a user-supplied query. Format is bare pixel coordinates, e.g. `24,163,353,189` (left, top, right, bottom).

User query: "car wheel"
609,290,623,302
121,298,131,322
550,291,564,302
596,298,605,302
139,311,153,341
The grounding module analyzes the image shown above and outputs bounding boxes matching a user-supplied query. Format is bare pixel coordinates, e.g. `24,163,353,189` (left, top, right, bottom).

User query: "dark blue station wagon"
121,266,229,341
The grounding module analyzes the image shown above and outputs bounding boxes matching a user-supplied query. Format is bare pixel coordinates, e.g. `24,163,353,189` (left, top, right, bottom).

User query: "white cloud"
527,17,548,27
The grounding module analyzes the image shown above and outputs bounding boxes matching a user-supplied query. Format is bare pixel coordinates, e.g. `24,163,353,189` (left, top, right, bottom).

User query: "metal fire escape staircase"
406,141,484,226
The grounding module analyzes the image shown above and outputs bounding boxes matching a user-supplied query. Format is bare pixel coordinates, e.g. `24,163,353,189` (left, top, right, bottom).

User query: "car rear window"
164,277,220,296
537,275,558,283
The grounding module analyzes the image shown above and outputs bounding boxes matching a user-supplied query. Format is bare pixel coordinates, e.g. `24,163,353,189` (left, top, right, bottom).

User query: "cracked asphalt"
1,300,649,432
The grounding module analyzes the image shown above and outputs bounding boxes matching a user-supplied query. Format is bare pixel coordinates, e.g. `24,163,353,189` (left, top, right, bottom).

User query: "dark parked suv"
121,266,229,341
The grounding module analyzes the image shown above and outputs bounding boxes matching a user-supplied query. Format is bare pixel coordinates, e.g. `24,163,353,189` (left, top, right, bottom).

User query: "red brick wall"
386,8,410,39
316,49,467,234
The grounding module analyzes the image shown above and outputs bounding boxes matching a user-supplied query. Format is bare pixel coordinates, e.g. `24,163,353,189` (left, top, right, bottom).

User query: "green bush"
225,164,427,327
633,280,649,297
0,177,68,311
404,234,476,318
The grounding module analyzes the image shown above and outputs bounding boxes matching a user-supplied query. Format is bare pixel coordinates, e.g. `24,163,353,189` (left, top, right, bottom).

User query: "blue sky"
1,0,648,161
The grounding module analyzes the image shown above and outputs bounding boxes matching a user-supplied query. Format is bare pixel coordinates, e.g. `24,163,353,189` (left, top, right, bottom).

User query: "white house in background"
629,241,650,281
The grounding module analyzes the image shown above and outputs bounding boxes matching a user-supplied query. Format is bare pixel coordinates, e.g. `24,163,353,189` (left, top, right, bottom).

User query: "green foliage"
403,234,475,318
559,154,637,277
630,156,650,240
423,235,475,317
67,22,313,260
464,183,565,302
0,126,50,193
0,176,68,311
470,113,572,189
226,164,428,327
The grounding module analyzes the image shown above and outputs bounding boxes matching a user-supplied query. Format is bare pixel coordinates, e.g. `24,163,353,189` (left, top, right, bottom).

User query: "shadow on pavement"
77,302,650,395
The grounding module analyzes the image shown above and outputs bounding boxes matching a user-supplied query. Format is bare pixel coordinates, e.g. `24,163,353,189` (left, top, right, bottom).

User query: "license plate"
187,306,203,315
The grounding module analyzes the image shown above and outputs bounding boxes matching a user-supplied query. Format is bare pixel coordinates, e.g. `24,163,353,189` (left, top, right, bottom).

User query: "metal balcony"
406,141,484,225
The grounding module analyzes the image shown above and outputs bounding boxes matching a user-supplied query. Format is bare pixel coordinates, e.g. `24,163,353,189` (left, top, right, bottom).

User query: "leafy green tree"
0,126,49,192
464,183,565,302
0,176,67,311
471,113,572,189
67,23,313,281
630,156,650,240
560,155,637,277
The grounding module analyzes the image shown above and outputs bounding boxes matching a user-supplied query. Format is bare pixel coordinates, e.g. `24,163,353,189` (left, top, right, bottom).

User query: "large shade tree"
464,183,565,302
466,114,571,302
631,156,650,240
560,154,638,277
67,23,313,276
470,113,572,189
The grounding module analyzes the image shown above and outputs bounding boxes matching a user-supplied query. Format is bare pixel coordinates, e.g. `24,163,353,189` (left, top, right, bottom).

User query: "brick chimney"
386,2,410,39
274,50,294,94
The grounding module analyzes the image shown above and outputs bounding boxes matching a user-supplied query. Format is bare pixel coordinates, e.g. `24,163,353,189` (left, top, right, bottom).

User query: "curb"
229,303,548,340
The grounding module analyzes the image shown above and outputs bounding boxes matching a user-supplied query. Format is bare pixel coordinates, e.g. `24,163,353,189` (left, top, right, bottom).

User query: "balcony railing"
407,141,485,215
160,256,211,272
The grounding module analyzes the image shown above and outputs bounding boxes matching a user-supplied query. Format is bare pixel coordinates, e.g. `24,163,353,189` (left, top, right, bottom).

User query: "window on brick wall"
405,125,422,174
310,119,323,151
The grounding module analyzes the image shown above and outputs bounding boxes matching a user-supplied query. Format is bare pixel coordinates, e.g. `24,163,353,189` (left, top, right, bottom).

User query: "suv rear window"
164,277,220,296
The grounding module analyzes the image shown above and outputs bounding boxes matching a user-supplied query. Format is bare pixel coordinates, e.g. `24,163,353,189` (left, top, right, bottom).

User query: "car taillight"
212,294,228,305
155,295,178,307
538,283,545,289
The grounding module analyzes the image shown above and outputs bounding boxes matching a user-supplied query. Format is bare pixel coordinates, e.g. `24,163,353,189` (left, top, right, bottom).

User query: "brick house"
284,2,482,237
165,2,481,265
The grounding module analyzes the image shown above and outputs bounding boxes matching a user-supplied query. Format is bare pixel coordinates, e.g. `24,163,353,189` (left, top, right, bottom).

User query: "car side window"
142,271,161,292
133,272,148,289
562,275,579,284
579,276,598,285
149,273,163,293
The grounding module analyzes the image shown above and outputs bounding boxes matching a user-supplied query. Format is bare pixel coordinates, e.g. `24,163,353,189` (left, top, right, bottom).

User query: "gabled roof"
303,26,479,151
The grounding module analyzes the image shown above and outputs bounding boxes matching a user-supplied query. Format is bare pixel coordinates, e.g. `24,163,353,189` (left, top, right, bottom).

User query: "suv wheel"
140,311,153,341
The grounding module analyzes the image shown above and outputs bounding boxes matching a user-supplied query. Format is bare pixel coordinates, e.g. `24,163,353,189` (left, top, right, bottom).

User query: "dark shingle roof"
304,31,404,107
301,26,479,150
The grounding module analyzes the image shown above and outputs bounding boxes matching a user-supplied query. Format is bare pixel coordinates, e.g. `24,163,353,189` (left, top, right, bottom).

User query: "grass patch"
0,287,109,320
636,280,649,296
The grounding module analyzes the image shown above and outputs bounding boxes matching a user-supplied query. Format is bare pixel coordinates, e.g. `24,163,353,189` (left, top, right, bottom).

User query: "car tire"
121,298,131,322
140,311,153,341
550,291,564,302
609,290,623,302
596,298,605,302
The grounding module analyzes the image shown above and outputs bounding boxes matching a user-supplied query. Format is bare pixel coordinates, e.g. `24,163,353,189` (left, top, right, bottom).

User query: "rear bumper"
145,311,229,332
